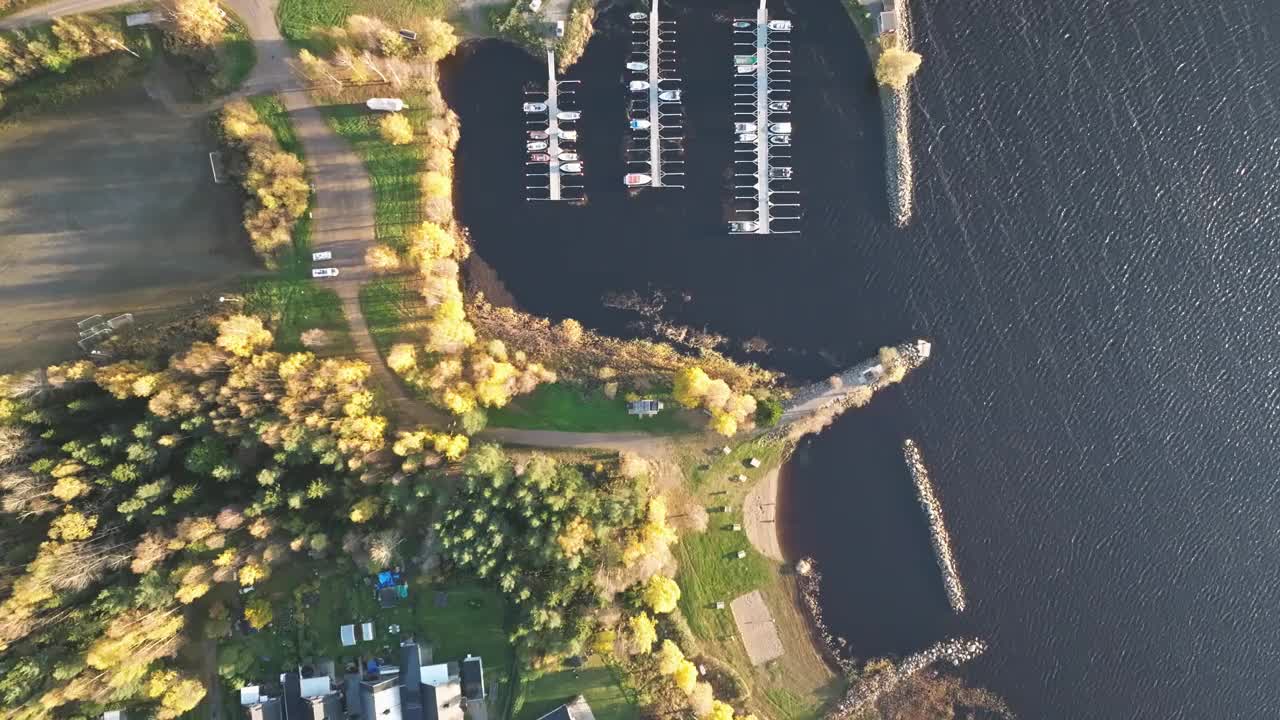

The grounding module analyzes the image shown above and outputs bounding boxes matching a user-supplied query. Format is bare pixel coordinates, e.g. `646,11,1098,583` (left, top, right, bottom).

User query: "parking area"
0,82,256,371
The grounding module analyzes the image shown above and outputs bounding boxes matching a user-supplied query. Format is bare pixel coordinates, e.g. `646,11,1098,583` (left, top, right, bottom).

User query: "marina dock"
524,50,584,203
625,2,685,189
730,0,799,234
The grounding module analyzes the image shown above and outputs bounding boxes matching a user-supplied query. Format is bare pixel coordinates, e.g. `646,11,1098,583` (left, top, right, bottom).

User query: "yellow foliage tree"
350,496,380,523
366,244,402,273
387,343,418,374
217,315,274,358
673,659,699,694
556,516,594,556
878,346,907,383
875,45,923,90
710,410,738,437
379,113,414,145
644,575,681,614
673,366,711,408
238,561,267,587
706,701,735,720
626,612,657,655
657,639,685,675
170,0,226,47
244,596,273,629
49,511,97,541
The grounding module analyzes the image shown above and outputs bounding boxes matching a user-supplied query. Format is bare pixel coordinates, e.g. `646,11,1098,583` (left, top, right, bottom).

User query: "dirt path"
743,466,784,562
479,428,674,454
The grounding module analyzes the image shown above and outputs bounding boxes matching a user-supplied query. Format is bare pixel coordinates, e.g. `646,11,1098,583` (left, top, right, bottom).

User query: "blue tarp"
377,571,394,588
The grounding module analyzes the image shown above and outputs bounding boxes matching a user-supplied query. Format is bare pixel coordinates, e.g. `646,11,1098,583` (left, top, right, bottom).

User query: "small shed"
748,458,761,468
627,399,664,417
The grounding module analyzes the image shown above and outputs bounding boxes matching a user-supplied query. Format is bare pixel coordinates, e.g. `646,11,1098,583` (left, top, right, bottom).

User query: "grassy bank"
278,0,457,46
489,384,695,434
669,435,841,720
360,276,431,353
516,660,639,720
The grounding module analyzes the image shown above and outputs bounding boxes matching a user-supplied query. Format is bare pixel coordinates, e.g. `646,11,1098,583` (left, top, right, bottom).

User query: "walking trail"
2,0,692,450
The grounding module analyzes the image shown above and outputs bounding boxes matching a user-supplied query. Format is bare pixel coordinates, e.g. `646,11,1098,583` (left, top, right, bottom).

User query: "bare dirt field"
0,83,257,371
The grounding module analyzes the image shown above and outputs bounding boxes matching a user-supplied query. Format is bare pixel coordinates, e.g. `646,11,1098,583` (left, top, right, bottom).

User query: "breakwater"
830,637,988,718
776,339,932,434
884,0,916,227
903,438,966,613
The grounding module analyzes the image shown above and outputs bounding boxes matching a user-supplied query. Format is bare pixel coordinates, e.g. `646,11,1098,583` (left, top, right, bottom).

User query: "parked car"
312,268,339,278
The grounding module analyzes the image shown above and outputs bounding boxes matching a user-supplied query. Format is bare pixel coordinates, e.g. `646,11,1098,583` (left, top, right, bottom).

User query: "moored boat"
522,102,546,113
557,152,578,162
728,220,759,232
630,119,651,130
528,153,551,163
629,80,650,92
561,162,583,173
557,110,581,121
624,173,652,187
527,141,547,151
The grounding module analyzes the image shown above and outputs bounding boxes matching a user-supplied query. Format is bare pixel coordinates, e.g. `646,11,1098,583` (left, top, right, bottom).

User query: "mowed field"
0,83,257,371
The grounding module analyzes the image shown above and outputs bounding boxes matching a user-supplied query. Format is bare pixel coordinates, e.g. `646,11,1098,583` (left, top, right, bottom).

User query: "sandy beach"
744,466,785,562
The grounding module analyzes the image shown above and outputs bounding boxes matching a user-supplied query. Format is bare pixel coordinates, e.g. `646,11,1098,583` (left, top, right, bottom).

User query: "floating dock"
625,2,684,189
903,439,966,613
729,0,799,234
524,50,584,203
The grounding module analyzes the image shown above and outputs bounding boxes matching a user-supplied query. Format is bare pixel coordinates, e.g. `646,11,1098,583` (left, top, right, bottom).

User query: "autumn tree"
875,44,923,90
627,612,657,655
380,112,414,145
170,0,227,48
644,575,681,614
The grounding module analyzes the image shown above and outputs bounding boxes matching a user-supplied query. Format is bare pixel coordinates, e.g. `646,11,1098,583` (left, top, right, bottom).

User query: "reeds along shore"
903,439,967,613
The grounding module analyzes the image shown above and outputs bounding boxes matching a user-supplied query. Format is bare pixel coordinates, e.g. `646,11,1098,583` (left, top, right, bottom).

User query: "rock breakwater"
903,438,966,613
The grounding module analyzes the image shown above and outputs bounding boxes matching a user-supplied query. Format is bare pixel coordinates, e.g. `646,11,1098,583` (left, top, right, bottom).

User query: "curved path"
2,0,692,450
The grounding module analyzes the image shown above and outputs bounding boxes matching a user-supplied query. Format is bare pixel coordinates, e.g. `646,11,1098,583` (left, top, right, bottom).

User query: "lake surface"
441,1,1280,717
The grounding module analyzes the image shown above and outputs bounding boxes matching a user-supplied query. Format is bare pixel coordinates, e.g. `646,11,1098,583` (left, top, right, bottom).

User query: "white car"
523,102,547,113
312,268,339,279
366,98,407,112
311,250,332,261
556,20,565,37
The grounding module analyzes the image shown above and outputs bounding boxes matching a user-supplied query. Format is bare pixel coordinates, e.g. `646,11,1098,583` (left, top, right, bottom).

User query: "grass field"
323,101,427,250
215,13,257,93
489,384,695,433
248,94,304,157
244,277,352,353
360,277,430,353
517,660,639,720
674,511,772,640
278,0,456,46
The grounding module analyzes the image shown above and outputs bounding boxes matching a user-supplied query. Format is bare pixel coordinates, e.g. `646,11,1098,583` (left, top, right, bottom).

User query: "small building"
860,363,885,384
879,11,899,34
103,711,128,720
245,698,283,720
421,663,464,720
534,696,596,720
627,399,664,418
361,677,403,720
460,656,485,702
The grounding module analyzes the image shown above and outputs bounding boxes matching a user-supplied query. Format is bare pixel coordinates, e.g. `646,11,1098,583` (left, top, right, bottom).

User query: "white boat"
728,221,759,232
736,65,756,74
768,20,792,31
529,153,551,163
626,61,648,71
559,129,578,140
737,133,757,143
629,80,650,92
366,98,407,112
734,54,757,65
630,119,651,130
624,173,652,186
768,101,790,111
732,20,752,29
769,167,793,179
658,89,682,102
528,130,548,140
768,134,791,145
523,102,547,113
629,12,647,20
558,152,578,162
769,122,792,134
561,162,583,173
527,141,548,151
734,122,758,133
557,110,581,121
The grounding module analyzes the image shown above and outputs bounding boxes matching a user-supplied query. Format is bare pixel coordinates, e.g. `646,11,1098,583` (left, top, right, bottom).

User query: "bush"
755,395,782,427
0,16,125,91
378,112,413,145
556,0,596,72
219,100,309,264
875,43,922,90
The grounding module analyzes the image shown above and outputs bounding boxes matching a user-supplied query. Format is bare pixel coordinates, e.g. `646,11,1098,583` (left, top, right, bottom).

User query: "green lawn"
323,101,426,250
215,13,257,94
244,276,353,353
488,384,694,433
248,93,304,157
278,0,456,46
360,277,430,352
673,511,771,642
517,660,639,720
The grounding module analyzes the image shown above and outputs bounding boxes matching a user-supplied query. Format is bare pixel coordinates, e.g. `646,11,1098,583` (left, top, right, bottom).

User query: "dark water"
441,1,1280,717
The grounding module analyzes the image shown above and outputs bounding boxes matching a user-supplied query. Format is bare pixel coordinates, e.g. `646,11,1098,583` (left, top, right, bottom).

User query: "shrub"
219,100,309,264
755,396,782,427
379,112,413,145
875,44,922,90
